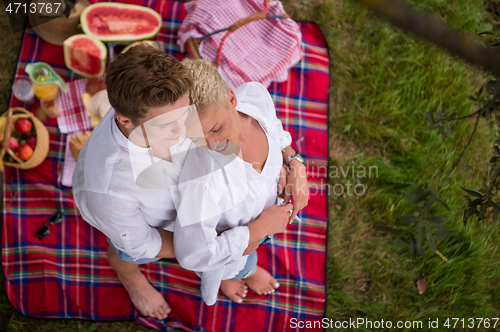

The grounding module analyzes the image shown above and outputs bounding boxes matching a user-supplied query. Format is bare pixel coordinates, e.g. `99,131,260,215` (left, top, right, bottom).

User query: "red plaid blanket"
3,1,329,331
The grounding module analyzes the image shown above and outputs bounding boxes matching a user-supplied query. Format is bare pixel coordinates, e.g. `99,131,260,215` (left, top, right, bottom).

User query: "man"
72,45,193,320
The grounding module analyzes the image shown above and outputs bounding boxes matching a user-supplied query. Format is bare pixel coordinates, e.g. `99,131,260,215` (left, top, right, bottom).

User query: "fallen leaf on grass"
417,278,427,294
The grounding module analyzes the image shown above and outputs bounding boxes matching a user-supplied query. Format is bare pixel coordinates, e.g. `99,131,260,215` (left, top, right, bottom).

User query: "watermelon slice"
81,3,163,42
63,34,107,78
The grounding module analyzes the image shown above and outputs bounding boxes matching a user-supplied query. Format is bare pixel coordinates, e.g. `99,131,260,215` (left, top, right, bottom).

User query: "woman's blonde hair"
181,58,229,114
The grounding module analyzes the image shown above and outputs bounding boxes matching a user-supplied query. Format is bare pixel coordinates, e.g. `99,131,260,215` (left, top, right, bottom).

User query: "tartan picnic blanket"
2,1,329,331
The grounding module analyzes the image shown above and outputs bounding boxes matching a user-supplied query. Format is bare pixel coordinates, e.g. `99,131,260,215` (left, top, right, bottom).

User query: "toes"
160,304,171,315
239,284,248,296
231,294,243,304
265,282,278,294
266,279,279,294
153,310,163,320
157,307,169,319
236,288,248,298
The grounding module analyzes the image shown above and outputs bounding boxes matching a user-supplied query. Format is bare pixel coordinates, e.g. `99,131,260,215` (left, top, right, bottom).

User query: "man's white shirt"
72,108,191,260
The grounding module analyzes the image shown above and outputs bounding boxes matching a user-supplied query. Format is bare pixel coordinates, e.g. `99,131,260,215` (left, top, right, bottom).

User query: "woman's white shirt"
172,82,291,304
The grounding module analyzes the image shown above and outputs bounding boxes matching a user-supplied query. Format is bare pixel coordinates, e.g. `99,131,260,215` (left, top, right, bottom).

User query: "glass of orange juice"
32,67,59,101
25,62,68,102
40,97,59,118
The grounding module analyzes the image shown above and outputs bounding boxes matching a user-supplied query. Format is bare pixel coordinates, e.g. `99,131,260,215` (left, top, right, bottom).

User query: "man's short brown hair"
105,45,193,126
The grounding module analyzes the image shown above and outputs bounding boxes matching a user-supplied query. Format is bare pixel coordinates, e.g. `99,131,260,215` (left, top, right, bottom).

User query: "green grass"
2,0,500,331
0,2,22,114
282,0,500,330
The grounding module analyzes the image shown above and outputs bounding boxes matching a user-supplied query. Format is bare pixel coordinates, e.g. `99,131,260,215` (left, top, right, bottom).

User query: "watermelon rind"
63,34,107,78
81,3,163,42
121,40,159,54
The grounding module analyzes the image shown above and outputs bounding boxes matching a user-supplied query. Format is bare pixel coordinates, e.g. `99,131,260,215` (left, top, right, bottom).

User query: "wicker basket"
185,0,289,66
0,107,49,171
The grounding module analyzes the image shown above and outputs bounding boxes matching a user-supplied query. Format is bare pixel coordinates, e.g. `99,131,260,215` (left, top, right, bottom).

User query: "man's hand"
283,161,309,222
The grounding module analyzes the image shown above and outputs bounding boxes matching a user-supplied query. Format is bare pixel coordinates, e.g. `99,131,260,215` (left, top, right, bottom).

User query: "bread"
86,78,106,96
69,131,91,161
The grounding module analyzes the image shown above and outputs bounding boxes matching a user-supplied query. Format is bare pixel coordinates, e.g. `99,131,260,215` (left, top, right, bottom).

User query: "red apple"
15,118,32,134
0,137,19,150
27,136,36,149
15,144,33,161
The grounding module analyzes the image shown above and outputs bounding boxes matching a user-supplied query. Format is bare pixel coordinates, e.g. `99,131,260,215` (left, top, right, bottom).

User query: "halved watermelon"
63,34,107,78
81,3,163,42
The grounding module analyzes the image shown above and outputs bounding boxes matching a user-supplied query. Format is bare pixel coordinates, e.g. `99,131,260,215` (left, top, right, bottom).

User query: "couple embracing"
73,45,309,320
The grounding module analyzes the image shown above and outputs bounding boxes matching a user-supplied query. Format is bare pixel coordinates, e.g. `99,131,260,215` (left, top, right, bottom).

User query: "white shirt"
72,108,191,260
172,82,292,305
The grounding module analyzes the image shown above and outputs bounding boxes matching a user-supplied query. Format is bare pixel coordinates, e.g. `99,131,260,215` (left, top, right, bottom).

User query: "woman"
172,59,309,305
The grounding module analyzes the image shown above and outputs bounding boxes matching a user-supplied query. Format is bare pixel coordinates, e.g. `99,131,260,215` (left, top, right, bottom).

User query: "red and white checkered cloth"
54,78,94,187
61,132,85,187
177,0,302,89
54,79,93,134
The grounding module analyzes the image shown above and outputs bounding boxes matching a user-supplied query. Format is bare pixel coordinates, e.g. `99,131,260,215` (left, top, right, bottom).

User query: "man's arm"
74,190,165,261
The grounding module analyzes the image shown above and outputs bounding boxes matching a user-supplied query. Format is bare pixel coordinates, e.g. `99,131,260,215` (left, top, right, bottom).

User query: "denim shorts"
231,235,273,280
108,234,273,267
107,237,162,265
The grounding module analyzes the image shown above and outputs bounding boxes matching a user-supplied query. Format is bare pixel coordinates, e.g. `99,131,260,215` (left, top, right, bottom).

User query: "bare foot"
117,270,171,320
243,266,279,295
220,279,248,303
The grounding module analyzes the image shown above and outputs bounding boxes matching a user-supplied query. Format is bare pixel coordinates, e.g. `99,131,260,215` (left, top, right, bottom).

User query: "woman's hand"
247,203,293,239
244,203,293,255
243,240,260,256
277,164,288,198
283,161,309,222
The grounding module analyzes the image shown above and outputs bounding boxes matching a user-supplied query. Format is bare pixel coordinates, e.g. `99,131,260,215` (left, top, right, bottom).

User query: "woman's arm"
173,182,293,272
281,146,310,222
235,82,309,221
247,202,294,244
155,228,175,258
173,181,252,272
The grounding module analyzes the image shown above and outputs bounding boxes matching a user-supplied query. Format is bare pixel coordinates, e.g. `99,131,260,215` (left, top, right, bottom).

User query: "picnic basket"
185,0,289,66
0,107,49,171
